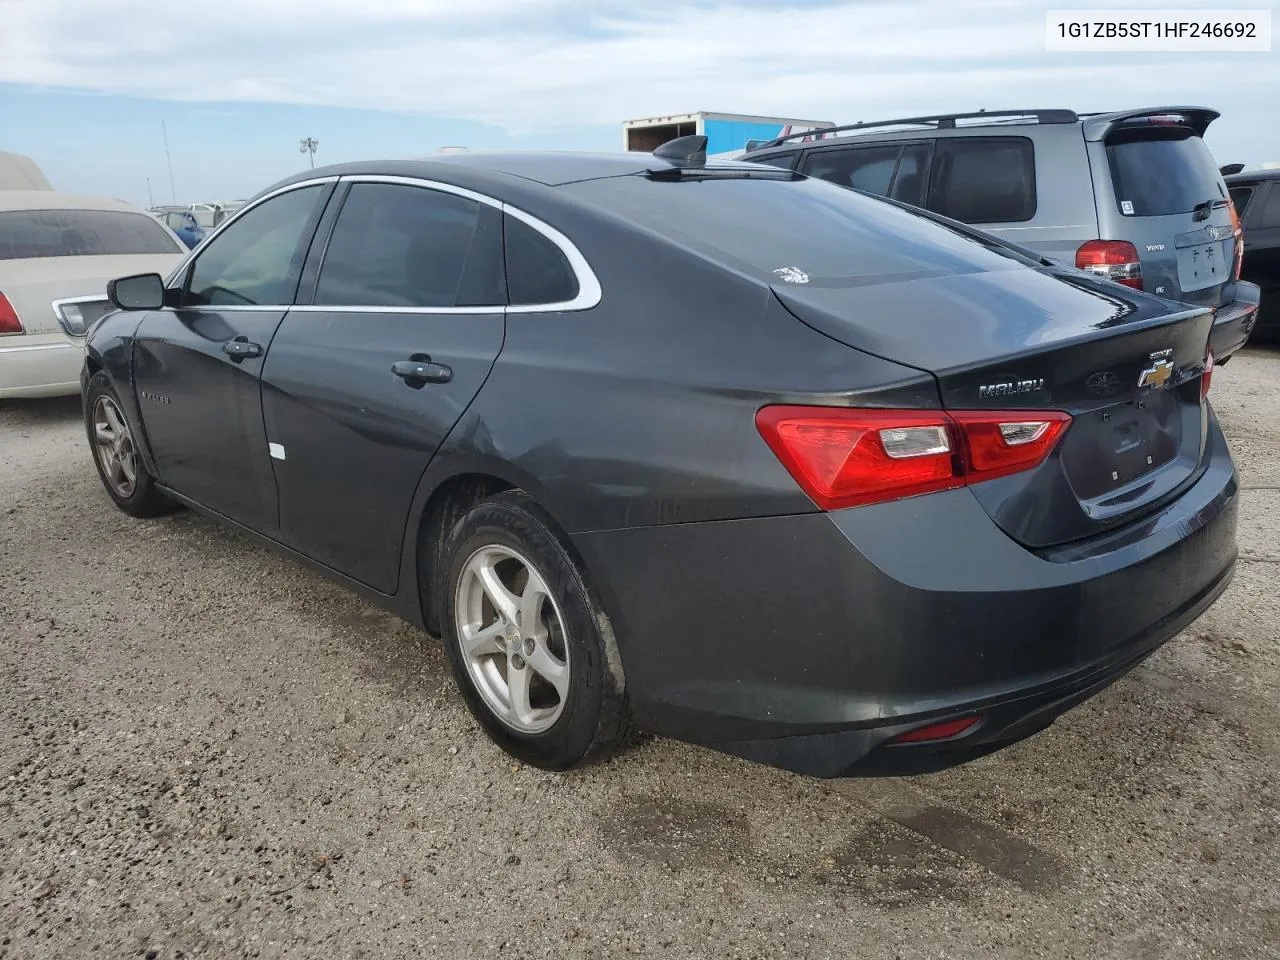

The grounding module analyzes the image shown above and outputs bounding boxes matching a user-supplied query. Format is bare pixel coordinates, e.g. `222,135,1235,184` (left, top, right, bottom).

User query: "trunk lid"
774,265,1215,547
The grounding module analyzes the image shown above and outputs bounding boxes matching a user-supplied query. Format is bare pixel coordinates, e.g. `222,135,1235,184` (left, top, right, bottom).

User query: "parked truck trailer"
623,112,834,155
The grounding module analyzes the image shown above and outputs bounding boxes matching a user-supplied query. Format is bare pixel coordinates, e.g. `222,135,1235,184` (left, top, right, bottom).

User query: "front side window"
0,209,182,261
804,145,901,196
752,153,798,171
928,137,1036,224
185,186,323,307
314,183,485,308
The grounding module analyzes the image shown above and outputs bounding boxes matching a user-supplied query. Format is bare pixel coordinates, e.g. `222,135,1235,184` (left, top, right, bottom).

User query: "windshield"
1106,132,1225,217
566,172,1032,288
0,209,182,260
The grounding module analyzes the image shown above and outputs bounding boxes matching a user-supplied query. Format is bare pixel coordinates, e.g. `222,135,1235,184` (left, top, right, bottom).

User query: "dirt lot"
2,348,1279,960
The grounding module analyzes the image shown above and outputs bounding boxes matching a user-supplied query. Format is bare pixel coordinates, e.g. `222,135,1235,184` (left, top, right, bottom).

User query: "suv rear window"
565,173,1033,286
1106,132,1224,217
0,209,180,260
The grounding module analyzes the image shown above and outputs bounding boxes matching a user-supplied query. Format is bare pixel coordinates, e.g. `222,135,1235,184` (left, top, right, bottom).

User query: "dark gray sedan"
81,142,1237,777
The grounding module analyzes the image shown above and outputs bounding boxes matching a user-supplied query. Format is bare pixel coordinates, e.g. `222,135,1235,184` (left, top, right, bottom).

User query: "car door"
132,181,334,534
260,178,507,593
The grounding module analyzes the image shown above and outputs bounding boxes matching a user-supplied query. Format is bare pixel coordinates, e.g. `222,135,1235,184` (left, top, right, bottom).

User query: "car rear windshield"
565,172,1033,287
0,209,180,260
1105,132,1225,217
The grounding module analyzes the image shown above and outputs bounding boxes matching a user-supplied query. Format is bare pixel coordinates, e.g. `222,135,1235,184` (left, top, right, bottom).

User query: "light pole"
299,137,319,169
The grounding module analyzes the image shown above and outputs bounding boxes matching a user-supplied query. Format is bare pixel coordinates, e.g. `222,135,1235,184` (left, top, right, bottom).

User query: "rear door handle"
223,337,262,360
391,359,452,385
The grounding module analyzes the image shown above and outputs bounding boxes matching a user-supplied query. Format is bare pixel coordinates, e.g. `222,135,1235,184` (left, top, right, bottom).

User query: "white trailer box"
623,112,834,155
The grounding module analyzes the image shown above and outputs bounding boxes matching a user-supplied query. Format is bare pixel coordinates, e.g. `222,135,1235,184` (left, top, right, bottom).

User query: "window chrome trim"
163,176,342,289
158,172,602,315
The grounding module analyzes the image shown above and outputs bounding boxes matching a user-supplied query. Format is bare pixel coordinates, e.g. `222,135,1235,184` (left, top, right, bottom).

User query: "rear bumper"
1209,281,1260,359
577,413,1238,778
0,336,84,399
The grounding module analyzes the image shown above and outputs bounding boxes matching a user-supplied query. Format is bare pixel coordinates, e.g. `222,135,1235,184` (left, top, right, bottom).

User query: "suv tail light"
1201,349,1214,401
1228,200,1244,281
1076,240,1143,290
756,406,1072,511
0,292,23,335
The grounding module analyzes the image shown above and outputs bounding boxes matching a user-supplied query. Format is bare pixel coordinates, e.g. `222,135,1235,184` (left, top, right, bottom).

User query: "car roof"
1225,169,1280,185
0,191,147,214
277,152,765,191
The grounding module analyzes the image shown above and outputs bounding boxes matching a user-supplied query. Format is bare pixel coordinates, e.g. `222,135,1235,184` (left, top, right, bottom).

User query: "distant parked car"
152,208,207,249
1225,168,1280,342
0,192,186,399
737,106,1260,362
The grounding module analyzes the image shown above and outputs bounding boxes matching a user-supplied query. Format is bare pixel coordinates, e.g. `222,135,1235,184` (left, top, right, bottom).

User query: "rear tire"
84,372,175,518
440,490,631,771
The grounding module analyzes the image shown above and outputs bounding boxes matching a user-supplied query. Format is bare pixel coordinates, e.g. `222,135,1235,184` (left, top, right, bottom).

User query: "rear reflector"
891,715,981,744
0,292,22,335
1076,240,1143,290
755,406,1072,510
1201,349,1214,401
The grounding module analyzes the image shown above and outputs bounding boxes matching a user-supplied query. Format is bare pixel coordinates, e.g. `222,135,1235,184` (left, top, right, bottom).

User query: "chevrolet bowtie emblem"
1137,358,1174,390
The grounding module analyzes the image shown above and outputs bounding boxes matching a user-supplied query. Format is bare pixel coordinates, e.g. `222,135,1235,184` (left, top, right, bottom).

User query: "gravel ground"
2,347,1279,960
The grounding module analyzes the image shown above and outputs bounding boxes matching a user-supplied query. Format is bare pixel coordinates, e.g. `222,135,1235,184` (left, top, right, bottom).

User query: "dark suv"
738,107,1260,361
1225,167,1280,342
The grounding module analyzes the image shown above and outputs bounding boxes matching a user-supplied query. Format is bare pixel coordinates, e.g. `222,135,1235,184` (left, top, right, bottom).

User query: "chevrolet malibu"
81,143,1237,777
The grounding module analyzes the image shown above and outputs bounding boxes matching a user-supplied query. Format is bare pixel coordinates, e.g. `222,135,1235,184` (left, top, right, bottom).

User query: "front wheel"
84,372,175,518
440,491,631,771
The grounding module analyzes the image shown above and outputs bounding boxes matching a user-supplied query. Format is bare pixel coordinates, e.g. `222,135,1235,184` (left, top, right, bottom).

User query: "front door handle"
223,337,262,360
391,358,452,385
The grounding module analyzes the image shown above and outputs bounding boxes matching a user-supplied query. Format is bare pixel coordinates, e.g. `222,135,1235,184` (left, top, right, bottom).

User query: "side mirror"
107,273,166,311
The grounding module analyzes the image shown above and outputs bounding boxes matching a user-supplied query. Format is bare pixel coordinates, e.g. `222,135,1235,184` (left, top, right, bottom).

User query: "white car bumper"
0,336,84,399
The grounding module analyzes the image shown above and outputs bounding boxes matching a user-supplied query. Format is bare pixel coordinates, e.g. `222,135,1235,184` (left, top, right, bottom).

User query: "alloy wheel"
92,396,138,499
454,545,570,734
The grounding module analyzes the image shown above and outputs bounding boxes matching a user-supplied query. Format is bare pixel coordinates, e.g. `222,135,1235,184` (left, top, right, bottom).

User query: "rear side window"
1106,132,1224,217
1229,186,1255,218
0,209,181,260
315,183,484,308
928,137,1036,224
504,214,579,306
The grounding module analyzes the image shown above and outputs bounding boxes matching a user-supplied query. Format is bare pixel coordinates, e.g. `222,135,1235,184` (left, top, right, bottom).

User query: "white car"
0,192,186,399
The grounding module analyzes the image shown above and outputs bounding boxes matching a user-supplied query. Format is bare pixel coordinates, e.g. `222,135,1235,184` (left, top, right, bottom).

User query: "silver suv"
738,107,1260,361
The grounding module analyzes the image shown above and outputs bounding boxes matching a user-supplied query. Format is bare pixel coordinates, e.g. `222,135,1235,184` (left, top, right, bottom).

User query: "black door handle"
223,337,262,360
391,359,452,385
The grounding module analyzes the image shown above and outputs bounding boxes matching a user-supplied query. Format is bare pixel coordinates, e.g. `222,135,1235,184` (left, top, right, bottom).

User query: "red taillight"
755,406,1072,511
1076,240,1143,290
948,411,1072,482
1201,349,1214,401
891,715,981,744
1228,201,1244,281
0,292,23,335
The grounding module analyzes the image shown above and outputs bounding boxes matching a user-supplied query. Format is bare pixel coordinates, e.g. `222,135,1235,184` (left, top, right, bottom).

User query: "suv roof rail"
748,109,1080,151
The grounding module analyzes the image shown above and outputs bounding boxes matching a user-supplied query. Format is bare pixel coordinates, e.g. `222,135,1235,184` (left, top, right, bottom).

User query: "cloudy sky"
1,0,1276,205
